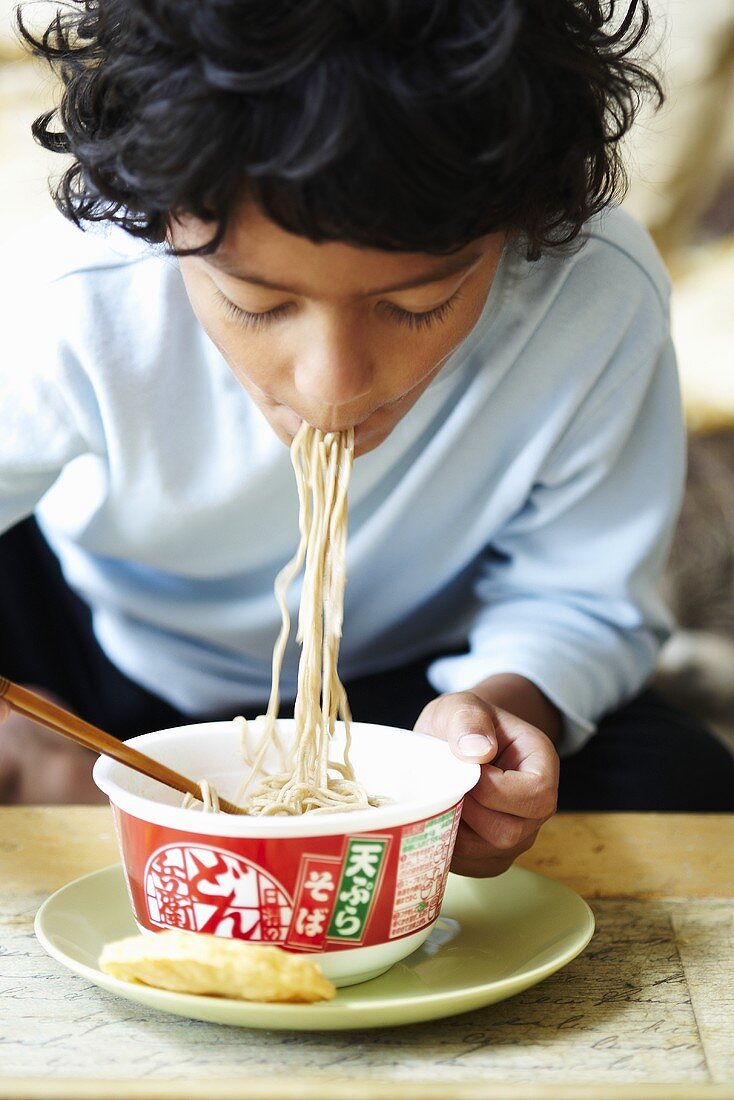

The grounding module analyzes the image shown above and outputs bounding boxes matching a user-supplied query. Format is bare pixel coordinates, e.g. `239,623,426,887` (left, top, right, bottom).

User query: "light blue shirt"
0,208,683,753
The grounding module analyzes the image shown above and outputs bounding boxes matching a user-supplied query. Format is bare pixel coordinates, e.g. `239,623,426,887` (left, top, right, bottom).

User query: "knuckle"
451,691,488,718
525,780,558,820
543,788,559,817
491,818,527,851
514,832,538,857
539,784,559,818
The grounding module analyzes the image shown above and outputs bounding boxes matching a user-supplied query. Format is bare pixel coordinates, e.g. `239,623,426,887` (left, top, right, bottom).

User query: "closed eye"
212,285,462,332
212,287,293,330
380,291,462,330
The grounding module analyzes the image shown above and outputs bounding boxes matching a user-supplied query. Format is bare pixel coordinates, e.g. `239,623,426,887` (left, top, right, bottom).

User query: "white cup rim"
93,719,480,838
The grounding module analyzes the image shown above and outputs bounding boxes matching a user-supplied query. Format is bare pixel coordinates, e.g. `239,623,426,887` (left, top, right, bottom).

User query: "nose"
293,314,374,412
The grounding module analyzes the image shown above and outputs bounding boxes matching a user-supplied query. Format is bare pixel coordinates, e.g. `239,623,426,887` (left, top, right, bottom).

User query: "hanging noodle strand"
237,423,382,815
184,423,382,816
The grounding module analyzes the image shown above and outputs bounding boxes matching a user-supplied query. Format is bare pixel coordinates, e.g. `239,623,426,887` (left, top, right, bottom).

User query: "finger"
450,820,535,878
491,711,559,774
460,791,541,850
0,701,9,723
471,762,558,820
418,693,498,763
451,852,514,878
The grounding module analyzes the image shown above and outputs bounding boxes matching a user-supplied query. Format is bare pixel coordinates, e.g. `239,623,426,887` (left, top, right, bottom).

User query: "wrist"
468,673,563,746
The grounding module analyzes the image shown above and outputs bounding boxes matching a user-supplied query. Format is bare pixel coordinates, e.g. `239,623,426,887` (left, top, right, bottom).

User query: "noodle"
236,424,381,816
182,779,220,813
182,423,381,816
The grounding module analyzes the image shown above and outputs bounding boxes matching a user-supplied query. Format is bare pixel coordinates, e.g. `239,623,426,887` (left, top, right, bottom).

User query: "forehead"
176,201,489,299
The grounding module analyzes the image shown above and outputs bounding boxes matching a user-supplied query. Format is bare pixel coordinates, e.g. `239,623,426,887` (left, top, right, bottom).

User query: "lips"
279,405,384,439
279,406,303,435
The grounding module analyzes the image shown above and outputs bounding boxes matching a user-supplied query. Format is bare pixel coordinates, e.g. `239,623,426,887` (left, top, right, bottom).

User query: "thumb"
419,693,498,764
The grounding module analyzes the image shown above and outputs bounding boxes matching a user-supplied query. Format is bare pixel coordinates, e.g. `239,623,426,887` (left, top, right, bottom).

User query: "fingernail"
458,733,493,758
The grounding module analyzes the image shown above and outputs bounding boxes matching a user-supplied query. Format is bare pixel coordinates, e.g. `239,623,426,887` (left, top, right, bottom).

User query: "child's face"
173,202,505,456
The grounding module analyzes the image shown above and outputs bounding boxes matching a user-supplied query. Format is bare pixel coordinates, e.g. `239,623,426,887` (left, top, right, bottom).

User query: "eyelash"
213,288,292,331
380,293,460,330
213,287,461,332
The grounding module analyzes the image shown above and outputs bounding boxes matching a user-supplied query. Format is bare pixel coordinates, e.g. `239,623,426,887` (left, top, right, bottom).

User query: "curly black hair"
17,0,662,258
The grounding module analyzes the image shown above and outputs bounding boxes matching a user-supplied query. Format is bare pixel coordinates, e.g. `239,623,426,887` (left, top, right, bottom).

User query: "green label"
399,809,455,854
326,837,388,942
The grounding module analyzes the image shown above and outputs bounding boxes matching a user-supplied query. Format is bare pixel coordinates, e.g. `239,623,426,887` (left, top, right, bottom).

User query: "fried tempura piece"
99,931,336,1003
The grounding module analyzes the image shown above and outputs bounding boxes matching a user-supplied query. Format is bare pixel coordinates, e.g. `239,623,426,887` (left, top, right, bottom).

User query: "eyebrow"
205,252,484,297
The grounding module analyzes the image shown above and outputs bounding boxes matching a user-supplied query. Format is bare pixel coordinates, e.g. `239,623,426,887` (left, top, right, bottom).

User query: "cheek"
178,264,278,380
221,335,279,390
378,301,484,395
188,293,287,392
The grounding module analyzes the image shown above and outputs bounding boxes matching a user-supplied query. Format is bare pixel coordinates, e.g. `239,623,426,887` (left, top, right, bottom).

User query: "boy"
1,0,732,875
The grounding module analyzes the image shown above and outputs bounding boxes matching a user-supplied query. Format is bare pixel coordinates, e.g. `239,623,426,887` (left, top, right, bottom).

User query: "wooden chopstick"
0,677,245,815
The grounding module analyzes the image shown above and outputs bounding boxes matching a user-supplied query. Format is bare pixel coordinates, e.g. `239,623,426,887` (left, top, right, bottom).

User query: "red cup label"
285,855,342,950
114,800,463,953
144,845,292,940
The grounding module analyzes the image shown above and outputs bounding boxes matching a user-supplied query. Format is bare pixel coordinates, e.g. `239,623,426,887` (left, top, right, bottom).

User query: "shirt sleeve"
0,289,98,536
427,322,685,756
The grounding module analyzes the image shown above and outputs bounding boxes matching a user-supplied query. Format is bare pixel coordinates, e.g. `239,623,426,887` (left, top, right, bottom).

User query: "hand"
0,691,105,804
415,690,559,877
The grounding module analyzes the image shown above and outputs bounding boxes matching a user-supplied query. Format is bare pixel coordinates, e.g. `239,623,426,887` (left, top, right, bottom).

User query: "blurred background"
1,1,733,751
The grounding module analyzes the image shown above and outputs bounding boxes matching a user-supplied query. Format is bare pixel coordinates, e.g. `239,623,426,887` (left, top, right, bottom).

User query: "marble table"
0,809,732,1100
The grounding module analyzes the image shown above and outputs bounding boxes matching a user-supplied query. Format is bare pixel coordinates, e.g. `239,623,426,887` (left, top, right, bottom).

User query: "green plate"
35,864,594,1030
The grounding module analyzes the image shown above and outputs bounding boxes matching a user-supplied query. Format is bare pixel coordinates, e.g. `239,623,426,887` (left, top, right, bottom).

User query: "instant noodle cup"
93,721,479,987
